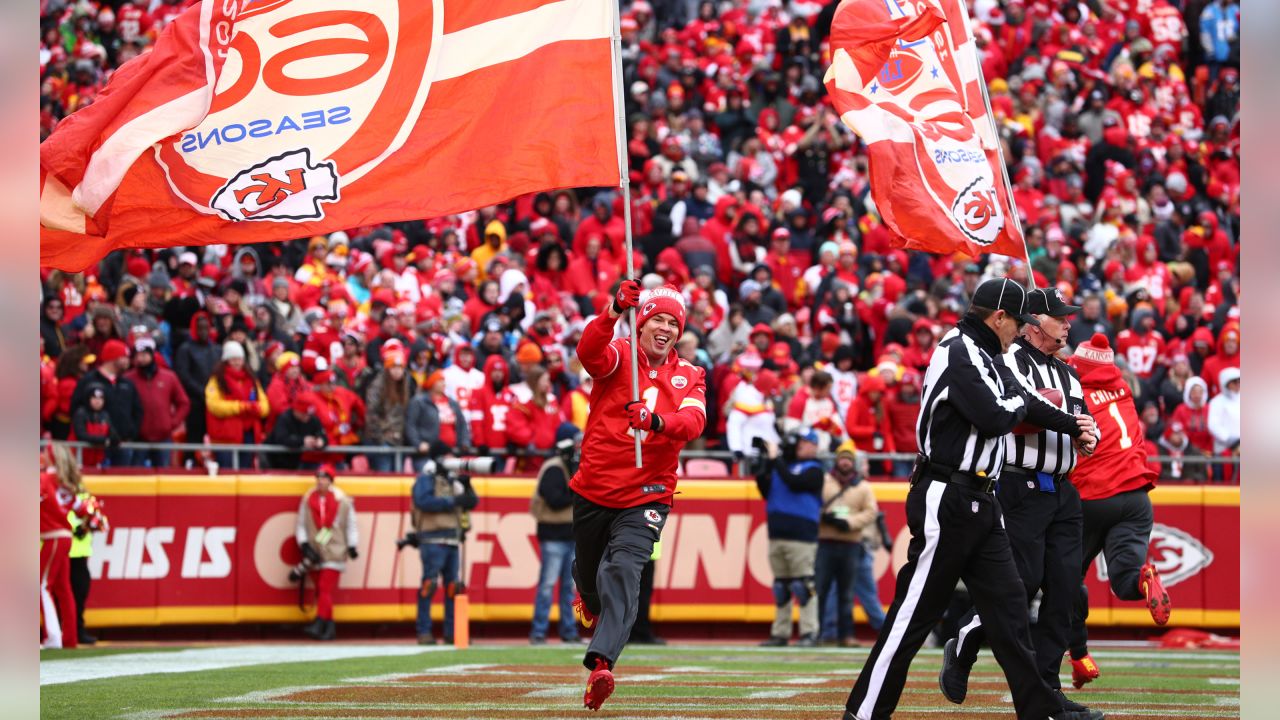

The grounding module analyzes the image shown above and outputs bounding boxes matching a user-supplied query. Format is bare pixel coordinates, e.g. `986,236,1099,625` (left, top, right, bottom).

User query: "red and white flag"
40,0,620,271
823,0,1024,259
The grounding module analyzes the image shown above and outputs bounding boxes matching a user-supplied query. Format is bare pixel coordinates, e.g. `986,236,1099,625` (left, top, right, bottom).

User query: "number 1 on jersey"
1108,402,1133,449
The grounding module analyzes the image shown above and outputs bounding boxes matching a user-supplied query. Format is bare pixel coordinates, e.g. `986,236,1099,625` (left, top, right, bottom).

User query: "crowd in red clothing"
39,0,1239,480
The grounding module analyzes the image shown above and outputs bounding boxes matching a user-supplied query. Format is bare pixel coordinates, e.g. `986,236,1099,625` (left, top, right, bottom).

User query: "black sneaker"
302,618,325,640
77,632,97,646
530,635,547,645
1055,689,1089,713
759,636,788,647
795,633,819,647
938,637,972,704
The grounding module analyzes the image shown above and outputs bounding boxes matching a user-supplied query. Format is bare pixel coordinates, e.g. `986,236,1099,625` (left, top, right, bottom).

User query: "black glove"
300,542,321,564
347,547,358,560
821,512,851,533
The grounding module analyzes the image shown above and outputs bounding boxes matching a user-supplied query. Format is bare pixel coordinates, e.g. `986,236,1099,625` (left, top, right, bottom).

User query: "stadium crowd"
39,0,1240,481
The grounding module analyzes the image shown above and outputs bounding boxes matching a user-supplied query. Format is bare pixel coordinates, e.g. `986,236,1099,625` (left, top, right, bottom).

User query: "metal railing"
38,439,1238,481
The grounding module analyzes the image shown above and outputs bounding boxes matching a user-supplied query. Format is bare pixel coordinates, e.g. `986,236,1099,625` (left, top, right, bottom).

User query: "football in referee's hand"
1013,388,1065,434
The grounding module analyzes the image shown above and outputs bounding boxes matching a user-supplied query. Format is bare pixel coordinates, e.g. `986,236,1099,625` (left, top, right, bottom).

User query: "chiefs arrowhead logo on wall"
1095,523,1214,588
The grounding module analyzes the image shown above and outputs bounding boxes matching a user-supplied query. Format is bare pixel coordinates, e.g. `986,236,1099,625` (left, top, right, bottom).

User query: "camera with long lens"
287,555,317,583
440,456,497,474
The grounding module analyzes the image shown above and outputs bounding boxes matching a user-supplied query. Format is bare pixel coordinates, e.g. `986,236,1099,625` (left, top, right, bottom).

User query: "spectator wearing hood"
406,371,472,469
844,373,893,465
41,296,69,359
470,221,509,283
442,343,485,433
1199,322,1239,396
766,229,808,311
306,367,366,463
900,318,938,374
573,195,626,260
204,340,269,469
1206,367,1240,482
739,279,778,328
363,346,416,472
1170,376,1212,453
885,369,922,476
1158,421,1209,483
122,337,189,467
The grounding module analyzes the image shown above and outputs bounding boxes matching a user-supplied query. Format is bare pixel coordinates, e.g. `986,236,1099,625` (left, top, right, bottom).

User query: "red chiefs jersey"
570,312,707,509
1114,329,1166,379
1069,363,1158,501
1146,2,1187,58
116,4,152,45
40,472,76,538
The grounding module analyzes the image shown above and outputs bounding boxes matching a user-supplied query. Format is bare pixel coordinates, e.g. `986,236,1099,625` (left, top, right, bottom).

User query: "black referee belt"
911,456,995,494
1001,466,1070,488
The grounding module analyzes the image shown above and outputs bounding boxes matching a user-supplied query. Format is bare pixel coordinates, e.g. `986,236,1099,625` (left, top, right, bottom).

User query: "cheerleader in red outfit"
40,445,90,648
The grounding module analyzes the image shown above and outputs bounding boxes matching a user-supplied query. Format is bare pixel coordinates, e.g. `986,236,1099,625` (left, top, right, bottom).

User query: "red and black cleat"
1140,562,1172,626
583,658,614,711
573,594,597,630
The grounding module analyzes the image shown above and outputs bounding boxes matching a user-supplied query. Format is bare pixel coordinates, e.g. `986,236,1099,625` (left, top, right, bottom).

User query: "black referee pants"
954,472,1083,689
571,493,668,671
846,478,1061,720
1069,489,1154,656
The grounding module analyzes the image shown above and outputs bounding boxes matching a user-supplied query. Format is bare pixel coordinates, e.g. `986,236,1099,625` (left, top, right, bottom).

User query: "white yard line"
41,644,445,686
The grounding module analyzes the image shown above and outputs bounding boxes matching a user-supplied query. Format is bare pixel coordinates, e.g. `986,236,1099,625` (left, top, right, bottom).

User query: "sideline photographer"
294,464,358,641
408,457,485,644
754,428,824,647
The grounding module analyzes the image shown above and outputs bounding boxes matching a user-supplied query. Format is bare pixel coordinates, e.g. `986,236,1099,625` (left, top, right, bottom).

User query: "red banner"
40,0,620,271
823,0,1024,258
77,475,1239,628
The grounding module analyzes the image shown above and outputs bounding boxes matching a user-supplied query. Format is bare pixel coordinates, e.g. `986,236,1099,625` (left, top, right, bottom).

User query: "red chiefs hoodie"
1070,350,1158,501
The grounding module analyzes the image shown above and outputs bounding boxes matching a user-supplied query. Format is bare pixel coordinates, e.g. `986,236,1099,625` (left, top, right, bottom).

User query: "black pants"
954,471,1083,689
845,478,1059,720
629,560,658,642
70,556,91,637
572,494,667,670
1069,489,1154,656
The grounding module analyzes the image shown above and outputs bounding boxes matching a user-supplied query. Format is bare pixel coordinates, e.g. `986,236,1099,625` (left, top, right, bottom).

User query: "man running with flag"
569,280,707,710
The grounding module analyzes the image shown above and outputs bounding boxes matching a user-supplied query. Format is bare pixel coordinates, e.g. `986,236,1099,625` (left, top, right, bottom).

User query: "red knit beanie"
636,286,686,334
1073,332,1115,366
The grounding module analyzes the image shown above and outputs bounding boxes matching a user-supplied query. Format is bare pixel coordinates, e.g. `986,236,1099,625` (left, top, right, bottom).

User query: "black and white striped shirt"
915,317,1030,480
999,338,1090,476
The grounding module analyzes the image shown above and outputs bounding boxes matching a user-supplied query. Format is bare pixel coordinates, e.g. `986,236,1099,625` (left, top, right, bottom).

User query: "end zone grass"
41,642,1239,719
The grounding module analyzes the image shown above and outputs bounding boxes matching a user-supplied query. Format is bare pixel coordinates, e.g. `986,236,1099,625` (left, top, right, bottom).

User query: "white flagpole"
609,0,643,468
955,2,1036,289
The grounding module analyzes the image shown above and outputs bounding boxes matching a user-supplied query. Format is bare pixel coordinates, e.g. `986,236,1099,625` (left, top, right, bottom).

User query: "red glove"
625,400,663,432
613,279,642,314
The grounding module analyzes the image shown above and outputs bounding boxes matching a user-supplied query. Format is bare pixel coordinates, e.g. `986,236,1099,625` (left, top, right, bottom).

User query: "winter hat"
515,342,544,365
312,369,335,385
1073,333,1115,366
99,339,129,364
317,463,338,481
836,439,858,460
423,370,445,391
221,340,246,362
276,351,300,371
126,256,150,279
132,336,156,354
636,286,687,335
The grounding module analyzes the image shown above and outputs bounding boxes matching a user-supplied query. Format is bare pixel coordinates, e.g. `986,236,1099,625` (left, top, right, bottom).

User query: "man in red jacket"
569,281,707,711
123,337,190,468
1065,333,1171,689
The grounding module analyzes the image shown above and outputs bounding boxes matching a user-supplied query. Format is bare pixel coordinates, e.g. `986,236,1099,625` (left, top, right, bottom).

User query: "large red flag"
40,0,620,271
822,0,1024,259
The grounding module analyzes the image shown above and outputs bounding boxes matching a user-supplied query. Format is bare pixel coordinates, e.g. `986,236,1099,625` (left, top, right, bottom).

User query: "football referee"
940,288,1101,714
843,279,1101,720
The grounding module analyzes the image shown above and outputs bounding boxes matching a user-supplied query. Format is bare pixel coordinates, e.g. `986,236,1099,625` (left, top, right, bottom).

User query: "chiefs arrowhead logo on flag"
823,0,1024,259
40,0,620,271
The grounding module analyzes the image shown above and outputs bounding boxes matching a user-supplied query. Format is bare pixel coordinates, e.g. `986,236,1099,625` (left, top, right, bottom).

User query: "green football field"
40,641,1239,719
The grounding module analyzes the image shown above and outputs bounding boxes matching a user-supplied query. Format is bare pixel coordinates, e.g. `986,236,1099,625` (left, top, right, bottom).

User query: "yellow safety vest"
68,492,92,559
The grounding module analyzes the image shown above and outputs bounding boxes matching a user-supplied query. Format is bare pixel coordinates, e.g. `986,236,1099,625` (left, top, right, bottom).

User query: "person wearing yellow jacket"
68,489,108,645
204,341,269,469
